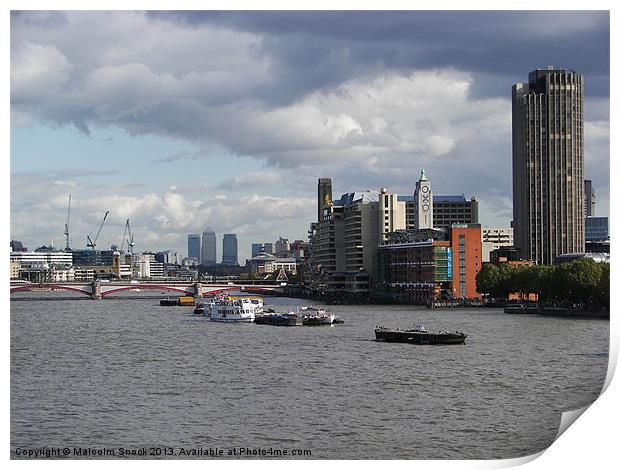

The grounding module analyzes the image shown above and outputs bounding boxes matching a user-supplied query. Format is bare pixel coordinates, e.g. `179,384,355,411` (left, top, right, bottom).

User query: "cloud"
10,171,314,260
11,41,73,100
9,11,611,250
216,170,282,190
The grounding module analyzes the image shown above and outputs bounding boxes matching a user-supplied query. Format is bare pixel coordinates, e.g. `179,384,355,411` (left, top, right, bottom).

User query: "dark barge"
504,302,538,314
375,325,467,345
255,313,304,326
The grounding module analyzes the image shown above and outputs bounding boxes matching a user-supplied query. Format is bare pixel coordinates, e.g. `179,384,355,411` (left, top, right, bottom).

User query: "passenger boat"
209,298,256,323
375,324,467,345
229,295,264,313
193,300,213,315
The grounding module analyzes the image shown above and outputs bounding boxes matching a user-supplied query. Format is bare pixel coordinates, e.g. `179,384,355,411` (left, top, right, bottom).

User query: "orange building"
449,224,482,299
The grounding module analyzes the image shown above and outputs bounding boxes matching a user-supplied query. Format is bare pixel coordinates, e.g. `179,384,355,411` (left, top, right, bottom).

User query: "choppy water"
11,292,609,459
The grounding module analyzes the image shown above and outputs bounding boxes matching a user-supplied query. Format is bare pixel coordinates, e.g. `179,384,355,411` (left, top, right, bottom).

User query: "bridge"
9,280,286,299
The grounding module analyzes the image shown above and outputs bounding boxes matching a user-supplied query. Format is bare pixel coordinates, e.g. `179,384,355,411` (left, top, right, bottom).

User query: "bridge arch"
9,284,93,297
100,284,194,298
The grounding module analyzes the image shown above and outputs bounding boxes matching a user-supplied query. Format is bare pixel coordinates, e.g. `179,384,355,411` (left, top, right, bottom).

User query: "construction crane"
126,219,135,255
86,210,109,250
120,219,129,253
119,218,135,254
64,194,71,251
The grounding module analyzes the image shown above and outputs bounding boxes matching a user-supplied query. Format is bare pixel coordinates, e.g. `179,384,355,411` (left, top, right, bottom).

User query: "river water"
11,292,609,459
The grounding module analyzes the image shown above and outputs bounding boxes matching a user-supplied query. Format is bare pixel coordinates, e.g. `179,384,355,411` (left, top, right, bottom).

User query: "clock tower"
414,169,433,230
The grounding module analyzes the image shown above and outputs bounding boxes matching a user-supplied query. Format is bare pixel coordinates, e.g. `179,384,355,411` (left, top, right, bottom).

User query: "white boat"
194,299,216,316
228,295,264,313
208,298,256,323
249,297,264,313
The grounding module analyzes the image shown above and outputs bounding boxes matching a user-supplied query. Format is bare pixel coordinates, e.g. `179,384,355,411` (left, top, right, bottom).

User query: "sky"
9,10,610,263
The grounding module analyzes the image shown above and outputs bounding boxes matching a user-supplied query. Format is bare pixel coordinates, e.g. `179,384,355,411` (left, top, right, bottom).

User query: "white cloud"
11,41,73,100
217,170,282,190
10,173,314,261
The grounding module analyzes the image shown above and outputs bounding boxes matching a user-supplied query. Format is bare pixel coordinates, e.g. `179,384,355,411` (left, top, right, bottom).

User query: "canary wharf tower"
512,66,585,265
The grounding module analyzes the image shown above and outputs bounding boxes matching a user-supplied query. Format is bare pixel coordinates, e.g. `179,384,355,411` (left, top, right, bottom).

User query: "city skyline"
10,11,610,263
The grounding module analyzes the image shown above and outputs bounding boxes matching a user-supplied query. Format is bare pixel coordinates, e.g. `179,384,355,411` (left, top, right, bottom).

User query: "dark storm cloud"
151,10,609,100
11,10,611,227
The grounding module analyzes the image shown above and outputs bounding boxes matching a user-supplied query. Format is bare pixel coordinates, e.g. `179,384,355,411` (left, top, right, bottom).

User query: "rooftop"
334,190,380,206
396,194,469,203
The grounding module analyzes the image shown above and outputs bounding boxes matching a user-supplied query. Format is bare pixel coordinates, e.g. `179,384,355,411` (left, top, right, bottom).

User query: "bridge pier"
194,282,203,298
91,281,102,300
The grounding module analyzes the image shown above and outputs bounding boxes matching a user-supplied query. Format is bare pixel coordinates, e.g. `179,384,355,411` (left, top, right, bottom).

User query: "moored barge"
375,324,467,345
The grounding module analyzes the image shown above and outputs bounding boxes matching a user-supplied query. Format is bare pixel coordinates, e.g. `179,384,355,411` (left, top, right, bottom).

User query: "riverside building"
512,66,585,264
375,224,482,303
399,171,479,230
481,227,514,262
309,178,403,295
308,174,482,299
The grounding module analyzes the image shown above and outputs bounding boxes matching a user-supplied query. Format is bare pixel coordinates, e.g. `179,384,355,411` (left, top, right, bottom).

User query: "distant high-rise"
274,237,290,257
201,228,217,265
512,66,584,264
222,234,239,266
318,178,333,222
187,234,200,260
585,216,608,242
584,179,595,217
251,243,263,258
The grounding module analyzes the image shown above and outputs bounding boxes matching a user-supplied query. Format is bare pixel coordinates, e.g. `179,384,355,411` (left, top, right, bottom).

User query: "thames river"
11,292,609,459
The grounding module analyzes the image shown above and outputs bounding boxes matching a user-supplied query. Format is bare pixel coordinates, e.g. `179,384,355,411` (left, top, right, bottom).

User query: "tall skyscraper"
584,179,595,217
512,66,584,264
318,177,333,222
222,234,238,266
201,228,217,265
413,170,433,230
187,234,200,260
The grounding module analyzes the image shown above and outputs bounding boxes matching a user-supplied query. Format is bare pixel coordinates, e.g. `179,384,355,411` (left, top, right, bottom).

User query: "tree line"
476,258,610,309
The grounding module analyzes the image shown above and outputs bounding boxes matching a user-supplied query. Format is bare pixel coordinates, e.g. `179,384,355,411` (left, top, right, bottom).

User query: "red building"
449,224,482,299
375,225,482,303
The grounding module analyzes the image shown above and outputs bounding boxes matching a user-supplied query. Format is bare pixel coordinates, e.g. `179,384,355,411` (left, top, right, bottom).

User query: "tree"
597,263,610,309
476,263,500,297
511,264,532,300
553,258,602,304
496,263,516,299
531,264,554,302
